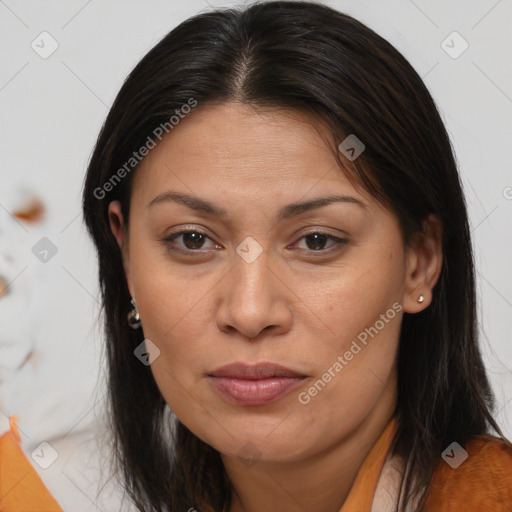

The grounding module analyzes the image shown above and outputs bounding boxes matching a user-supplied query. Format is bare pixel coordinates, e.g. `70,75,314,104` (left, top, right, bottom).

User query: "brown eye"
181,232,207,250
160,230,220,253
304,233,331,251
293,231,348,253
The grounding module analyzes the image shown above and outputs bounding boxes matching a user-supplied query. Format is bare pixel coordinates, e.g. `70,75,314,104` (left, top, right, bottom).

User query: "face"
108,102,440,463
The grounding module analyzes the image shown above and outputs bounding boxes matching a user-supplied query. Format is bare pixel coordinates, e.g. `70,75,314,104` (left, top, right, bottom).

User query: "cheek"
290,241,403,417
132,264,213,430
300,238,405,349
126,228,214,380
128,221,208,335
133,268,211,368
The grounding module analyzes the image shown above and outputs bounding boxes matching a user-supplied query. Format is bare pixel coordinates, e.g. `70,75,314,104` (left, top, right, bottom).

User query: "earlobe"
402,214,443,313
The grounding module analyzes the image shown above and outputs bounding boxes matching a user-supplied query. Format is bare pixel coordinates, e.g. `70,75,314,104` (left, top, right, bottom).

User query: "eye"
160,230,220,253
160,229,347,255
292,231,348,253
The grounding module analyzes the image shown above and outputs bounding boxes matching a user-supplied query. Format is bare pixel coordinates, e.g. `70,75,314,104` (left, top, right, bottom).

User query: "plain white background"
1,0,511,510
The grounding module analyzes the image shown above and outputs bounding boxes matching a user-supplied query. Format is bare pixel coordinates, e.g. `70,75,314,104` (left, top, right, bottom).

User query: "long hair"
81,2,508,510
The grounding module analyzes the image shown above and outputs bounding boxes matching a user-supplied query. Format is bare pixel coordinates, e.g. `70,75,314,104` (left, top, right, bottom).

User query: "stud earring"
417,295,425,304
127,297,141,329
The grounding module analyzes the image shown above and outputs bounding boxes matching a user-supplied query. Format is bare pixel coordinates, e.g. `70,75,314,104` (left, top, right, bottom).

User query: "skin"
108,102,442,512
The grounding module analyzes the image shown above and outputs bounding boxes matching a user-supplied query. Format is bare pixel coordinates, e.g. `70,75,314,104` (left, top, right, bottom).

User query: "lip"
207,362,308,405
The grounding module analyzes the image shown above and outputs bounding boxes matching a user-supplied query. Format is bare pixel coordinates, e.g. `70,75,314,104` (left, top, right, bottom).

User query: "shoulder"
424,435,512,511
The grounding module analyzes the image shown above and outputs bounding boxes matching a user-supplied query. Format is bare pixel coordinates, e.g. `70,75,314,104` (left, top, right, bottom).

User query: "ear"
402,214,443,313
108,200,134,297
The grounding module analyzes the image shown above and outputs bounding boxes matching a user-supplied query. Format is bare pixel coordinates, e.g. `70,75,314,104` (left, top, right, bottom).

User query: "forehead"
130,102,368,208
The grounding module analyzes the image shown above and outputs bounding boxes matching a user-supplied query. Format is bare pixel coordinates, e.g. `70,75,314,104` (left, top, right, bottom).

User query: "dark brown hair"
82,2,508,511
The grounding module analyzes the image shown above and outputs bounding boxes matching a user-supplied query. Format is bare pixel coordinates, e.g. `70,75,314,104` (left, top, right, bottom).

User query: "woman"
82,1,512,511
2,1,509,511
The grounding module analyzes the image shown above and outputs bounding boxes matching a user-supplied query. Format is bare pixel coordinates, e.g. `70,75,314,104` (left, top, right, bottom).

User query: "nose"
215,248,294,341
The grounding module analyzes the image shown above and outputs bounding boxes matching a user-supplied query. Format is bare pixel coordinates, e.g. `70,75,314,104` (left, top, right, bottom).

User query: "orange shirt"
1,414,511,511
341,416,512,511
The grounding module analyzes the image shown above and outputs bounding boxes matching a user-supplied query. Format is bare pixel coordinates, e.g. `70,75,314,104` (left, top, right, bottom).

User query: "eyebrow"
147,191,366,221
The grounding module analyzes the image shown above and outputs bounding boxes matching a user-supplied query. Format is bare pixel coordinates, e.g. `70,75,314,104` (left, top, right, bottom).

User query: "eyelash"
159,229,348,256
